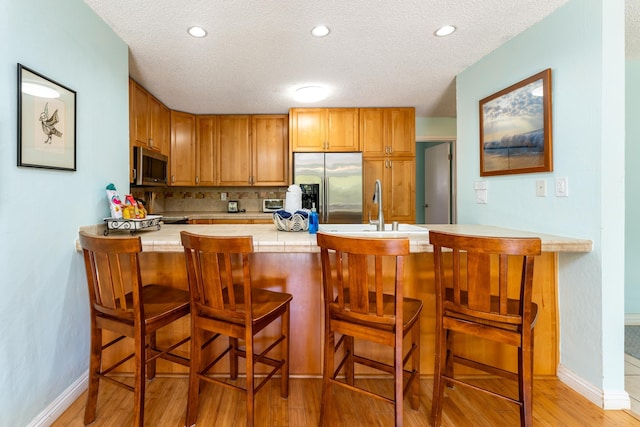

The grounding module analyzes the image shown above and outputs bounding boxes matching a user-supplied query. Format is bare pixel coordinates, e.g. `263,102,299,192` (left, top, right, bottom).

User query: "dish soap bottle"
309,203,319,234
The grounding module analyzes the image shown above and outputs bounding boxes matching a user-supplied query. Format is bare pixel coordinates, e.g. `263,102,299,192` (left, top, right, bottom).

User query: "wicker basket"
273,210,310,232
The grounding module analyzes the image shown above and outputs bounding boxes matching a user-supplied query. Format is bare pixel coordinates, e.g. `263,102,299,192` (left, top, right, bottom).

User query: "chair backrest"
429,231,542,328
316,232,410,327
78,230,144,322
180,232,254,323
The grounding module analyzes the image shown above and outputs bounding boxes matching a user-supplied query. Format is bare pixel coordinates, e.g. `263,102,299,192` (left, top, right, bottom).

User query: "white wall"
456,0,626,405
0,0,129,425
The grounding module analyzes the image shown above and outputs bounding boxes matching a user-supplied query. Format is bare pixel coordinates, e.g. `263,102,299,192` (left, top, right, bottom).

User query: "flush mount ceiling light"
294,86,328,103
311,25,330,37
188,26,207,38
434,25,456,37
21,82,60,98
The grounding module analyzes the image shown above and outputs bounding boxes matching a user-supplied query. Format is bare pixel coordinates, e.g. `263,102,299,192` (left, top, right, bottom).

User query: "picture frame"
18,63,76,171
479,68,552,176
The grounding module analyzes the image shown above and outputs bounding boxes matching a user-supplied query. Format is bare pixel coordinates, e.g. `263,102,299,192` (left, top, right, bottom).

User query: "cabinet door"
148,96,165,153
130,80,149,147
170,111,196,186
196,116,217,186
360,108,387,156
252,115,288,186
216,116,251,185
363,158,386,224
387,157,415,222
363,157,415,223
326,108,359,151
289,109,325,151
388,108,415,156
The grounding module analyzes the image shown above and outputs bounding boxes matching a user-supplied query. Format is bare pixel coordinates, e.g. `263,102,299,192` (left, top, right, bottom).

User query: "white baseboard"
557,364,630,410
625,314,640,325
27,370,88,427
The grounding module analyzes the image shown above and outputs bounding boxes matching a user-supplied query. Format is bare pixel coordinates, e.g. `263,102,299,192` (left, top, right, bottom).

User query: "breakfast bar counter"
78,223,591,378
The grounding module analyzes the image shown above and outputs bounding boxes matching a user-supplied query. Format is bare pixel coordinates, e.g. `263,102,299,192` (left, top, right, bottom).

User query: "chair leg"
319,328,336,426
133,332,146,427
146,332,157,380
520,330,534,427
246,333,255,427
230,337,239,380
345,335,355,386
431,326,446,427
410,320,421,410
281,304,290,398
83,325,102,425
185,327,203,427
444,329,455,389
395,337,404,427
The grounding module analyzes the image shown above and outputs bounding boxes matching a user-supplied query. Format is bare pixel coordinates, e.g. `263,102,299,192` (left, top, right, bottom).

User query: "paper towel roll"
285,191,302,213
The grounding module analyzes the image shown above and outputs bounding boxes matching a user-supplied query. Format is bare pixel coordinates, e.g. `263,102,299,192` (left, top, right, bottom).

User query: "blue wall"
0,0,129,425
457,0,626,402
626,60,640,314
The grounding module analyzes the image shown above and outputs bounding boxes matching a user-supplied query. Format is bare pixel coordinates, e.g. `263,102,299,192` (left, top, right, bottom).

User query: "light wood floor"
626,354,640,417
53,375,640,426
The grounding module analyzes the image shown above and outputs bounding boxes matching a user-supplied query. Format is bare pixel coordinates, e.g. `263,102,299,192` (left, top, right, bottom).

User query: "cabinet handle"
195,176,199,184
149,138,153,148
171,175,175,183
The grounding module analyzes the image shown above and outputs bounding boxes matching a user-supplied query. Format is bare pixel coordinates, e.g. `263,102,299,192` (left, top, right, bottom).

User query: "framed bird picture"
18,64,76,171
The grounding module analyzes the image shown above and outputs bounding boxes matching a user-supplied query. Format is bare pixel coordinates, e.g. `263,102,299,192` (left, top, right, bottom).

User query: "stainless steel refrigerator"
293,152,363,224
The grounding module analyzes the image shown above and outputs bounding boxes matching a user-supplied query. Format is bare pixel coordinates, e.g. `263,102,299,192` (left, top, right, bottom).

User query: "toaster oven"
262,199,285,212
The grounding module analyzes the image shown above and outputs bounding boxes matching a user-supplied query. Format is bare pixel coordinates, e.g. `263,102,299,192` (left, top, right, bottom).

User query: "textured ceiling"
84,0,635,117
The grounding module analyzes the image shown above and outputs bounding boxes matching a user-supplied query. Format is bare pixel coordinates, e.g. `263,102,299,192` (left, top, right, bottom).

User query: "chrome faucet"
370,179,385,231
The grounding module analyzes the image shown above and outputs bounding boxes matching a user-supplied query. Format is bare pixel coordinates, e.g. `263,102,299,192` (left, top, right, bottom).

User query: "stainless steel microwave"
132,147,168,186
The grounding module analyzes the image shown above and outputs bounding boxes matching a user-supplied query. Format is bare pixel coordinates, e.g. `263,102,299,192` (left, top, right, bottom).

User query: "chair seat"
330,291,423,331
195,285,292,324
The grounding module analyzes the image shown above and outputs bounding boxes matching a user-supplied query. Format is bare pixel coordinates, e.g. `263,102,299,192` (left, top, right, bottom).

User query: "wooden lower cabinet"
99,250,558,377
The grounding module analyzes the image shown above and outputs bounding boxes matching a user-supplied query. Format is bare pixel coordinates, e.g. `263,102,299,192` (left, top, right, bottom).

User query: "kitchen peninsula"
78,223,591,378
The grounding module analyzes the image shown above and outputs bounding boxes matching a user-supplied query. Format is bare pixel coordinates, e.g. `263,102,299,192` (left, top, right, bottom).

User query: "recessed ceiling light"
188,26,207,38
434,25,456,37
21,82,60,98
311,25,330,37
294,86,328,103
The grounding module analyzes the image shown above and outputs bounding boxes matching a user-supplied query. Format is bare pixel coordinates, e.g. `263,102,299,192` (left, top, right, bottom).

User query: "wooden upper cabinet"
360,107,415,157
129,79,170,156
170,111,196,186
252,115,288,186
216,116,251,186
196,116,217,186
148,96,170,155
289,108,359,152
363,157,415,223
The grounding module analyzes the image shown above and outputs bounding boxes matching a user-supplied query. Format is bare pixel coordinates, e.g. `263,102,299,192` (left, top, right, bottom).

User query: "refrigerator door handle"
323,176,329,223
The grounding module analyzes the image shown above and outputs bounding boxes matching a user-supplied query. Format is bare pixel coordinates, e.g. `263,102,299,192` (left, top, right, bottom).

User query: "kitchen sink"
318,223,428,236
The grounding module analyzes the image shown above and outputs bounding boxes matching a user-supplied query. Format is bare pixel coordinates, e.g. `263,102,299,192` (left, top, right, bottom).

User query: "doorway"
416,140,456,224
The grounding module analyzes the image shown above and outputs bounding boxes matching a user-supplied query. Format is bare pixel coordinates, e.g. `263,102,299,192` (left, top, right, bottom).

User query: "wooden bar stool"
429,231,541,427
78,231,190,427
316,232,422,427
180,232,292,427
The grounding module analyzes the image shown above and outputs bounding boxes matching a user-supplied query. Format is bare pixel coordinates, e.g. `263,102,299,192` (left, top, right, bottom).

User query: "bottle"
308,203,319,234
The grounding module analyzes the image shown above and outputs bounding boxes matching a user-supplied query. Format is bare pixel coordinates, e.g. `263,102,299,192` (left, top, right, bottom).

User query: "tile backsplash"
131,186,287,214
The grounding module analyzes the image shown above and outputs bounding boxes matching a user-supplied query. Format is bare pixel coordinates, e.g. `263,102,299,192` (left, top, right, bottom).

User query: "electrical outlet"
536,180,546,197
221,192,227,200
476,189,488,204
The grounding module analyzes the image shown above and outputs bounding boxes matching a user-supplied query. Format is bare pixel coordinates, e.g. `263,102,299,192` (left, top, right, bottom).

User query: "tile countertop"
78,223,593,254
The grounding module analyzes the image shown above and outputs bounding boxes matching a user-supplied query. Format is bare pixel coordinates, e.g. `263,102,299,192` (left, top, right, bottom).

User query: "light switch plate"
476,189,488,204
474,181,488,190
536,180,546,197
555,177,569,197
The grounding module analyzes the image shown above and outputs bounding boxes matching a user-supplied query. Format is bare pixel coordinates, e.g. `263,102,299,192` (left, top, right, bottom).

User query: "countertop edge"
77,223,593,254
